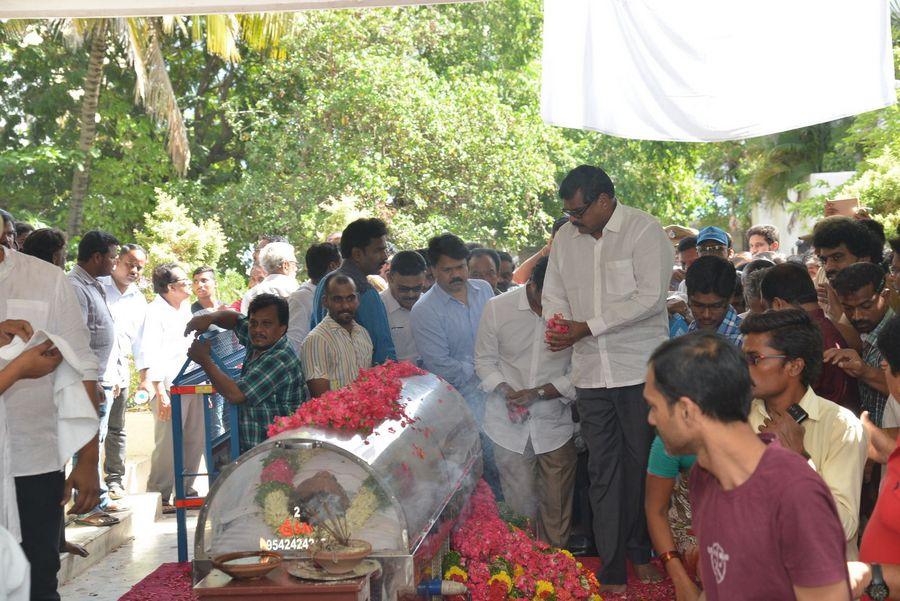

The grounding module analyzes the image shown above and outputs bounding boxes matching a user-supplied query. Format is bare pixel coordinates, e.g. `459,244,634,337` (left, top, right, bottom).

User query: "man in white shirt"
138,263,203,508
475,256,576,547
287,242,340,354
0,239,101,600
241,242,299,313
99,244,148,500
543,165,672,592
381,251,426,364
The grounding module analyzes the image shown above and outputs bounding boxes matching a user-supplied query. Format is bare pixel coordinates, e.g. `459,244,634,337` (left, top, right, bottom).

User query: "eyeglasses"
743,352,787,366
688,299,729,312
697,244,726,256
562,199,595,219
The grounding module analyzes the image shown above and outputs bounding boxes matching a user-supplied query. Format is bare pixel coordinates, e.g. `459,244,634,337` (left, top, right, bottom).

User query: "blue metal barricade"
169,329,245,562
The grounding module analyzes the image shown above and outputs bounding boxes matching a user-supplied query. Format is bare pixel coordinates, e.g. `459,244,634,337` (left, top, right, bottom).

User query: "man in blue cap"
696,226,734,260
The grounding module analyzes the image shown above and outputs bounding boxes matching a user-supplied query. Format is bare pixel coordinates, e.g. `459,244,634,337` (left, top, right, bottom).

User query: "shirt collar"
862,307,895,346
430,280,480,306
753,386,824,422
322,314,360,333
381,288,405,314
71,264,104,292
338,261,372,293
604,201,624,233
566,201,624,239
514,286,532,312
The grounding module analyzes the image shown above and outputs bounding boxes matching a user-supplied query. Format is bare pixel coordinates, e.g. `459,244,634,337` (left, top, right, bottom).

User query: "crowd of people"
0,162,898,600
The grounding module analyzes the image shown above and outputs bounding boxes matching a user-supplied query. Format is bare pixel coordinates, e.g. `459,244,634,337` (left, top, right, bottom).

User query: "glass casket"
193,373,482,599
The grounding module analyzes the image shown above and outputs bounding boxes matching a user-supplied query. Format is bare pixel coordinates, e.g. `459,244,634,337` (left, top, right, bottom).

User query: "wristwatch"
866,563,889,601
536,386,547,401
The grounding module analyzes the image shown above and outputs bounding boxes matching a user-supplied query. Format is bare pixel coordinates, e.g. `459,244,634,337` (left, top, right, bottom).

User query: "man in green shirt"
186,293,306,453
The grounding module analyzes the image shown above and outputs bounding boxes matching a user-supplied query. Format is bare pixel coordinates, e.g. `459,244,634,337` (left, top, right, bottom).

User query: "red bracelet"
659,550,682,564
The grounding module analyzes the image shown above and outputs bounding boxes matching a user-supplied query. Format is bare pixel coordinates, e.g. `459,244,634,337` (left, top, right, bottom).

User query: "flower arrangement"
545,313,570,342
267,360,426,438
444,480,602,601
254,450,309,536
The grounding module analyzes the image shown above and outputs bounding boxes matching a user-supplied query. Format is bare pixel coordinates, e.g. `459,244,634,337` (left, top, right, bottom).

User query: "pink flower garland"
267,360,426,437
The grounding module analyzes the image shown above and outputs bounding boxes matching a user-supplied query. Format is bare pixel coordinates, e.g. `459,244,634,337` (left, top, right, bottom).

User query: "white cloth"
286,280,316,355
542,204,672,389
0,0,470,18
0,399,15,540
0,332,99,468
475,286,575,455
240,274,299,314
0,524,28,601
541,1,895,142
883,394,900,430
137,296,192,389
379,288,419,364
0,249,99,478
99,277,147,388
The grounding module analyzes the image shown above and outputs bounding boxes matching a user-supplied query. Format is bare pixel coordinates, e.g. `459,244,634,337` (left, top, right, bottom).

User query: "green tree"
135,189,226,277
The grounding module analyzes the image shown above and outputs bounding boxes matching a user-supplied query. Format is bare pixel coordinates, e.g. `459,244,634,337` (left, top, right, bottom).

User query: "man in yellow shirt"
741,309,867,558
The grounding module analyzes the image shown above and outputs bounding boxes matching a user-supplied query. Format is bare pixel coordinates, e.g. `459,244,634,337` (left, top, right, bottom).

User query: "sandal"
74,511,120,527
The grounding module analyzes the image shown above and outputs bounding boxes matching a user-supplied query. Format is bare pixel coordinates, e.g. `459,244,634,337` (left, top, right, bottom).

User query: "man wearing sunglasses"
542,165,673,593
742,309,866,559
682,256,743,345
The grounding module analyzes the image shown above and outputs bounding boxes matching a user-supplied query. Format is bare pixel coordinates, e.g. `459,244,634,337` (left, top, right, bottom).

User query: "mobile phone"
786,404,809,424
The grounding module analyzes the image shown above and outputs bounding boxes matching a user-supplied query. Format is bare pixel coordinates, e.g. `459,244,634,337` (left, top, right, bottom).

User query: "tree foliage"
1,1,898,268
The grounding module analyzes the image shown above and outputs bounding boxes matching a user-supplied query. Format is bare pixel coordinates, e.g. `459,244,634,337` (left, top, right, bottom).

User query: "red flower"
267,361,426,438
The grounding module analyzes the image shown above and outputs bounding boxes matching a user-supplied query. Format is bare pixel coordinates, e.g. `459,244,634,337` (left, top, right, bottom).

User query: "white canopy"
541,0,896,142
0,0,473,19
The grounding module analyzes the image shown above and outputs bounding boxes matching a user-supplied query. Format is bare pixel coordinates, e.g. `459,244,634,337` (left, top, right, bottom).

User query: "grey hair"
743,267,771,308
259,241,297,274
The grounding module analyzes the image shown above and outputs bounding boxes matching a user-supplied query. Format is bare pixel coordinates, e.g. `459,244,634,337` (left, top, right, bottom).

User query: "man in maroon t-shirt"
761,262,859,413
645,332,850,600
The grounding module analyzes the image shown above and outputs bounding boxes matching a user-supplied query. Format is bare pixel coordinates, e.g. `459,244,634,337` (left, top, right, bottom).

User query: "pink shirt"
689,440,849,600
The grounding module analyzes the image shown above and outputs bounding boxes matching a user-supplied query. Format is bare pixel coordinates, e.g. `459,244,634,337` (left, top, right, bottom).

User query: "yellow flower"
488,571,513,591
559,549,575,560
589,595,603,601
444,565,468,582
534,580,555,599
513,564,525,579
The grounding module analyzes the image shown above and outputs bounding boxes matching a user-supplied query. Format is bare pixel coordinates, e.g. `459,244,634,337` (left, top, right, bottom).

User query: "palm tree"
7,14,292,238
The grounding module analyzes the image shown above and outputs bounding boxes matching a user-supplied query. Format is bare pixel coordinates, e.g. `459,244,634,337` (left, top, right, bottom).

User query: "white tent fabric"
0,0,474,19
541,0,896,142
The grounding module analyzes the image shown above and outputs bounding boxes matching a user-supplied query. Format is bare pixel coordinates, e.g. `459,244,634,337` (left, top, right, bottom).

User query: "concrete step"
57,493,162,586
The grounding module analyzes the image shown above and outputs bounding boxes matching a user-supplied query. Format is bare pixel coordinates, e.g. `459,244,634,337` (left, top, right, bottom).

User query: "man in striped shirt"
302,273,373,397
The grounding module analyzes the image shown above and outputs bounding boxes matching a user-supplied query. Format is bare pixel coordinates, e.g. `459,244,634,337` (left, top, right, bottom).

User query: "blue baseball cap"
697,226,729,247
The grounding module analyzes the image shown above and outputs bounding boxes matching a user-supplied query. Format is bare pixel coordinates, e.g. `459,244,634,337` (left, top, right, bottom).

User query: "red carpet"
119,562,197,601
579,557,676,600
120,560,676,600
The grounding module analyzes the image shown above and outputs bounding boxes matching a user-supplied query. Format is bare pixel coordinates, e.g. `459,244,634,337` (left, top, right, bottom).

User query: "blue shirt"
685,305,743,346
410,279,494,422
669,313,689,338
310,262,396,365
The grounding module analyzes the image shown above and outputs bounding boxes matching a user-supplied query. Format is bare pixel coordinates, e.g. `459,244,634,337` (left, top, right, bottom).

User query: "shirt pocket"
604,259,636,296
5,299,50,332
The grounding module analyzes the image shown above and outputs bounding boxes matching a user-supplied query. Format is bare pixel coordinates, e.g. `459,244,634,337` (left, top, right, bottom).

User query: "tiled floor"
60,514,198,601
